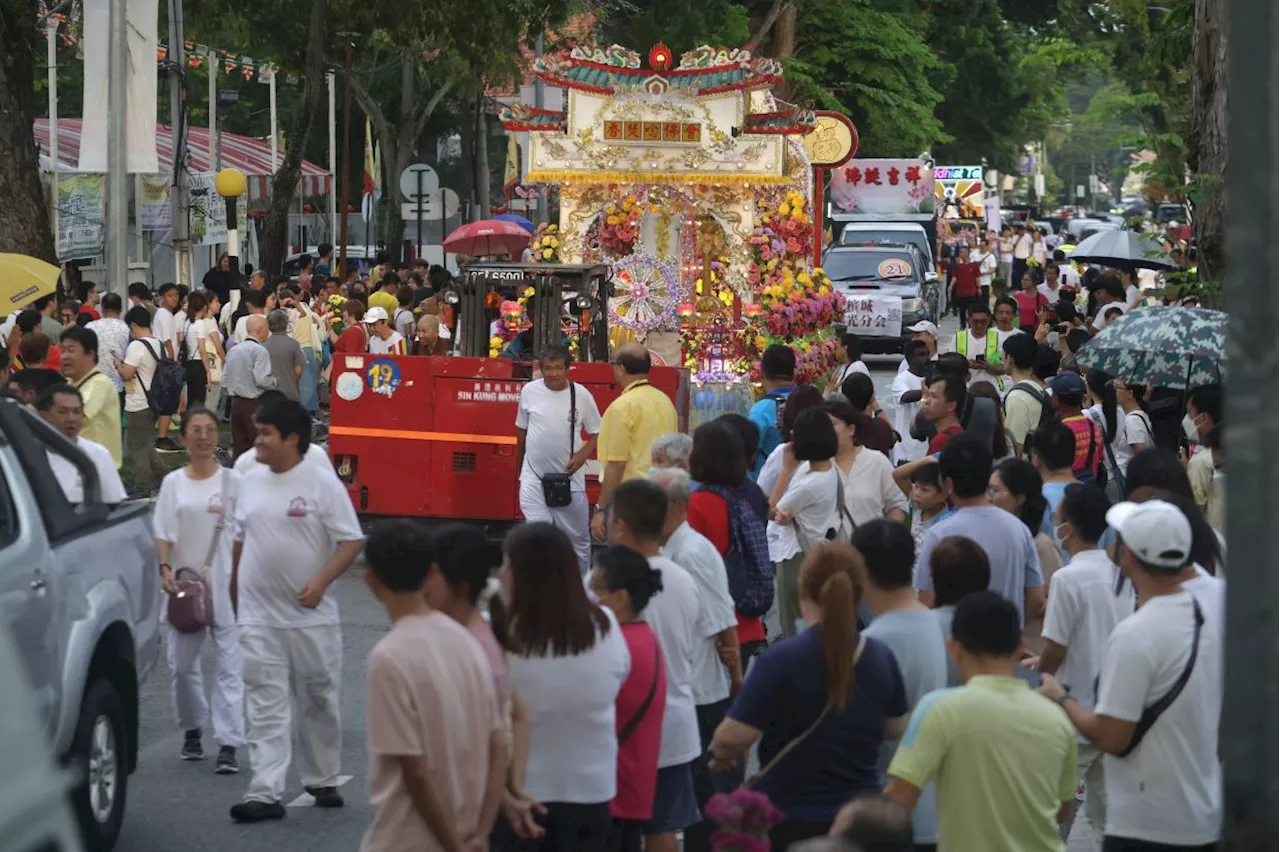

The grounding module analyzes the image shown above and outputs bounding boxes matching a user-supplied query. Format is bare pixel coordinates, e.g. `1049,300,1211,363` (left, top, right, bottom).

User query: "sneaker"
180,729,203,761
156,436,184,453
215,746,239,774
305,786,344,808
230,800,286,823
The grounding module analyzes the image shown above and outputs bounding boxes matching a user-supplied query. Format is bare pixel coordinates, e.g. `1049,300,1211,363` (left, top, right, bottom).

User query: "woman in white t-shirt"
1084,370,1130,498
767,410,841,638
825,334,871,396
153,408,245,772
1113,378,1155,457
823,399,909,525
183,292,225,412
498,522,630,849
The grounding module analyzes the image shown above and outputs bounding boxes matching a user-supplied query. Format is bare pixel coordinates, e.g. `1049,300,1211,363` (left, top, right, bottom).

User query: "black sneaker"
180,729,203,761
215,746,239,774
305,786,344,808
230,800,286,823
156,436,184,453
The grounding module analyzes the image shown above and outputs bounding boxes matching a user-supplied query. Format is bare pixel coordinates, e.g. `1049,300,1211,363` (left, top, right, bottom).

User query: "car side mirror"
924,271,939,283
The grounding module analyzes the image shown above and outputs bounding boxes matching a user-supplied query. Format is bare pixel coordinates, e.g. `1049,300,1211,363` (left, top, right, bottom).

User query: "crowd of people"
0,232,1226,852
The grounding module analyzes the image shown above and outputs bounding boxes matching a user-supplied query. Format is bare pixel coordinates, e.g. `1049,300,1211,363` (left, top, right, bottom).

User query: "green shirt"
888,675,1076,852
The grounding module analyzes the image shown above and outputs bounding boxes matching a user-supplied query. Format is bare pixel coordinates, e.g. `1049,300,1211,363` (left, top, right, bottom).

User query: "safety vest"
957,329,1005,391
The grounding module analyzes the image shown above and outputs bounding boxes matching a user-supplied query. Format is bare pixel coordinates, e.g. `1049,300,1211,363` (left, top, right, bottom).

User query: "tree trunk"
0,6,57,261
258,0,328,276
474,98,490,221
1191,0,1227,286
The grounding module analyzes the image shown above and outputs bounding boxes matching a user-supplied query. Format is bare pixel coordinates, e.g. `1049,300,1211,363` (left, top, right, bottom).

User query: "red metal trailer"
326,262,689,532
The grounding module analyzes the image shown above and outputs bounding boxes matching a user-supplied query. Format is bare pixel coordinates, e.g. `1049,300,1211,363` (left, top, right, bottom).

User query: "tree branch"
413,76,456,141
345,69,395,158
750,0,798,52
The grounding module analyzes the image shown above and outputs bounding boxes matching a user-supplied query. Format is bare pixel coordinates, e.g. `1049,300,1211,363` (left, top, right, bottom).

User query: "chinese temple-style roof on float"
499,105,567,132
532,43,784,96
743,109,818,135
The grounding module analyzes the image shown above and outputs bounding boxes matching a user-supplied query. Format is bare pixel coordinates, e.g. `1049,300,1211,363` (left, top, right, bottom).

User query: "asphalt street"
116,312,1093,852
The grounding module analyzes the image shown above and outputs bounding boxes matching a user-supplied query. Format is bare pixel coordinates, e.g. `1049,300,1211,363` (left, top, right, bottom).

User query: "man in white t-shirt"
890,340,931,463
230,396,366,823
234,441,334,477
516,346,602,574
1034,485,1133,847
115,306,165,495
1053,250,1081,290
364,307,408,355
974,233,998,305
650,467,741,848
36,383,127,503
151,283,183,449
1039,500,1222,851
1011,223,1033,284
608,479,703,852
895,320,939,376
998,226,1015,286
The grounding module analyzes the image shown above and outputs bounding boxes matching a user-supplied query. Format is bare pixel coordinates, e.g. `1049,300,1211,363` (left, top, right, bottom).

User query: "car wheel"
69,678,128,851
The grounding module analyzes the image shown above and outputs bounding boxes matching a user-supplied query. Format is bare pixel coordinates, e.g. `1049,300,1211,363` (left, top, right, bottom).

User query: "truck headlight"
901,298,923,313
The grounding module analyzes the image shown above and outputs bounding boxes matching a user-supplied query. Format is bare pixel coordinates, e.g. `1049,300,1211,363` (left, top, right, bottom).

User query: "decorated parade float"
500,42,847,424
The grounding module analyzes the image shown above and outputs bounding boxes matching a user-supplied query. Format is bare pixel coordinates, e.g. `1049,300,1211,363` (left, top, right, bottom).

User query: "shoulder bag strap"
568,381,577,469
618,640,662,746
744,635,867,789
200,468,231,576
1089,410,1126,492
834,469,857,538
136,339,163,397
1117,598,1204,758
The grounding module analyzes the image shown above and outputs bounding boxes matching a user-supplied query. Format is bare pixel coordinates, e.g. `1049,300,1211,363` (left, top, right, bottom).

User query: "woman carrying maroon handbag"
154,407,245,774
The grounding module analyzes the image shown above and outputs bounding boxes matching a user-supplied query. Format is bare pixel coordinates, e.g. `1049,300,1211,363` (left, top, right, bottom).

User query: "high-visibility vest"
957,329,1005,391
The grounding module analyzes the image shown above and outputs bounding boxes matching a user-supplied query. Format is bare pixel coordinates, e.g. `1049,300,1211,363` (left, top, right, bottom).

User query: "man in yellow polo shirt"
366,274,401,317
589,342,677,542
60,326,123,467
885,591,1077,852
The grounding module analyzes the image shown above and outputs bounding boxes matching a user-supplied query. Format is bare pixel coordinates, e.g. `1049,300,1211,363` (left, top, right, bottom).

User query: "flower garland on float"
743,189,845,385
600,195,644,257
529,223,561,263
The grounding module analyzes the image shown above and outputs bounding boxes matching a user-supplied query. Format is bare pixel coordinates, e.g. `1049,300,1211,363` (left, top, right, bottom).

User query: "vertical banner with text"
57,175,107,260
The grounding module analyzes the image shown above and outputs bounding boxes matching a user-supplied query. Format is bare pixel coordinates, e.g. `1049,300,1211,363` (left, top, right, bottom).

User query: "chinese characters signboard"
830,158,935,215
843,294,903,338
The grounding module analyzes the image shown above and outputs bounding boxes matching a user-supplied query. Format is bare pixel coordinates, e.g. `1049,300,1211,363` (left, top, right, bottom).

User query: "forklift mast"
453,263,613,361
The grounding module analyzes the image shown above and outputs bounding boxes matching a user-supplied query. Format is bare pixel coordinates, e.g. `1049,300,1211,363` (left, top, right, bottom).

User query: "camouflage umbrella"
1075,306,1225,389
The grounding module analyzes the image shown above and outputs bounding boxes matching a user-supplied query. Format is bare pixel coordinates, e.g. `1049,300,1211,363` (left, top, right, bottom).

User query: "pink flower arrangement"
705,789,784,852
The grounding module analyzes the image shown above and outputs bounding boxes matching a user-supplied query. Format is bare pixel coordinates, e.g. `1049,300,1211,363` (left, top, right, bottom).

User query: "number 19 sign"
844,294,903,338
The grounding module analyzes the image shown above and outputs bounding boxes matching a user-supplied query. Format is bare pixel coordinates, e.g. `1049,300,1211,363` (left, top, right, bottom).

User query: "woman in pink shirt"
588,546,668,852
1013,269,1050,332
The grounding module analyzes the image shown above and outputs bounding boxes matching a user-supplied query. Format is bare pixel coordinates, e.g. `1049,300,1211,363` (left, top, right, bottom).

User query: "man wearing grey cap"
1038,500,1222,852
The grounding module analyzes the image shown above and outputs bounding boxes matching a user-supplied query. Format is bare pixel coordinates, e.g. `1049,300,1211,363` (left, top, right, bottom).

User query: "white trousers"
519,478,591,575
240,624,343,803
165,623,245,747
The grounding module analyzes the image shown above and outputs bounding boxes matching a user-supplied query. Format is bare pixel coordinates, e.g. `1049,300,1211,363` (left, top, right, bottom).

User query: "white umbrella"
1069,229,1175,270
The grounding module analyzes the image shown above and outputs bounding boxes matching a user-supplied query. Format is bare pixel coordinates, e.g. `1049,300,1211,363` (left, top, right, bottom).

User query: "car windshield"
824,251,917,282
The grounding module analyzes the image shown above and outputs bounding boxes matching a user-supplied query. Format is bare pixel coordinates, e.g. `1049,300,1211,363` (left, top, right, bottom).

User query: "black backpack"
137,338,186,416
1009,383,1055,454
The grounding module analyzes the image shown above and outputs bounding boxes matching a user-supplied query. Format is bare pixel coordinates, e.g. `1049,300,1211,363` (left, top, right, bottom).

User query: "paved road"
116,568,384,852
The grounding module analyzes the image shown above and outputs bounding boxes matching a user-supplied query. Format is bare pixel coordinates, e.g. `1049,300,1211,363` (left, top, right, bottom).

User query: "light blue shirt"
914,504,1044,624
864,609,949,844
748,386,792,478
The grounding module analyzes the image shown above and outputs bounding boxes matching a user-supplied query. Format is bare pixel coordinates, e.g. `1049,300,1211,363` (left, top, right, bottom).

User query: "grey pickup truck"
0,399,161,850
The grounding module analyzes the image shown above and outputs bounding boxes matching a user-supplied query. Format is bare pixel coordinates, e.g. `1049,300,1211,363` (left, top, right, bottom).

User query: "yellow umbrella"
0,254,61,313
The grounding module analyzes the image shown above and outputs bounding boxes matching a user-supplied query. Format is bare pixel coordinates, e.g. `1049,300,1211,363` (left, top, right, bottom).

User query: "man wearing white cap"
1038,500,1222,852
364,307,407,355
895,320,939,375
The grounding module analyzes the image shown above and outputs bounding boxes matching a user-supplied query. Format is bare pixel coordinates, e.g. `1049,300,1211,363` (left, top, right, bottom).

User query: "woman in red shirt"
327,300,368,353
1013,269,1049,332
686,420,769,656
947,245,981,320
588,546,667,852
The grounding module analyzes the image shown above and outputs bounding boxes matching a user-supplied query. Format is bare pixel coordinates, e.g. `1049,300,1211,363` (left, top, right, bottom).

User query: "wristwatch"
591,504,603,515
1054,692,1072,708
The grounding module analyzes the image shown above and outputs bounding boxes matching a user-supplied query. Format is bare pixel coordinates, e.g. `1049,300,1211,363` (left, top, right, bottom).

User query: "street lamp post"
337,34,357,280
215,167,247,281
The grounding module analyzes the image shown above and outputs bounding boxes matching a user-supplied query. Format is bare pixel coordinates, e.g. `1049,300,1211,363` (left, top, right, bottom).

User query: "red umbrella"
444,219,533,258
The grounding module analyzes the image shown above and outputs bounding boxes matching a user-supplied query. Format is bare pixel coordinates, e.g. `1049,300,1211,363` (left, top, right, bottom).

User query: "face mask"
1183,413,1200,442
1054,522,1072,544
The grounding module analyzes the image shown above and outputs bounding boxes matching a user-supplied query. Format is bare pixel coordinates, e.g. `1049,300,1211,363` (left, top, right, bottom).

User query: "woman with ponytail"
707,542,908,846
1085,369,1129,498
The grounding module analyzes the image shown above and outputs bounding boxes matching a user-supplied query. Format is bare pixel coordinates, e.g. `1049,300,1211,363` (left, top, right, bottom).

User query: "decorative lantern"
648,42,672,72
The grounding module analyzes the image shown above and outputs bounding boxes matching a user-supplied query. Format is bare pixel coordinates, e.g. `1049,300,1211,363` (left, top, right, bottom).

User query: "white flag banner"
80,0,159,174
